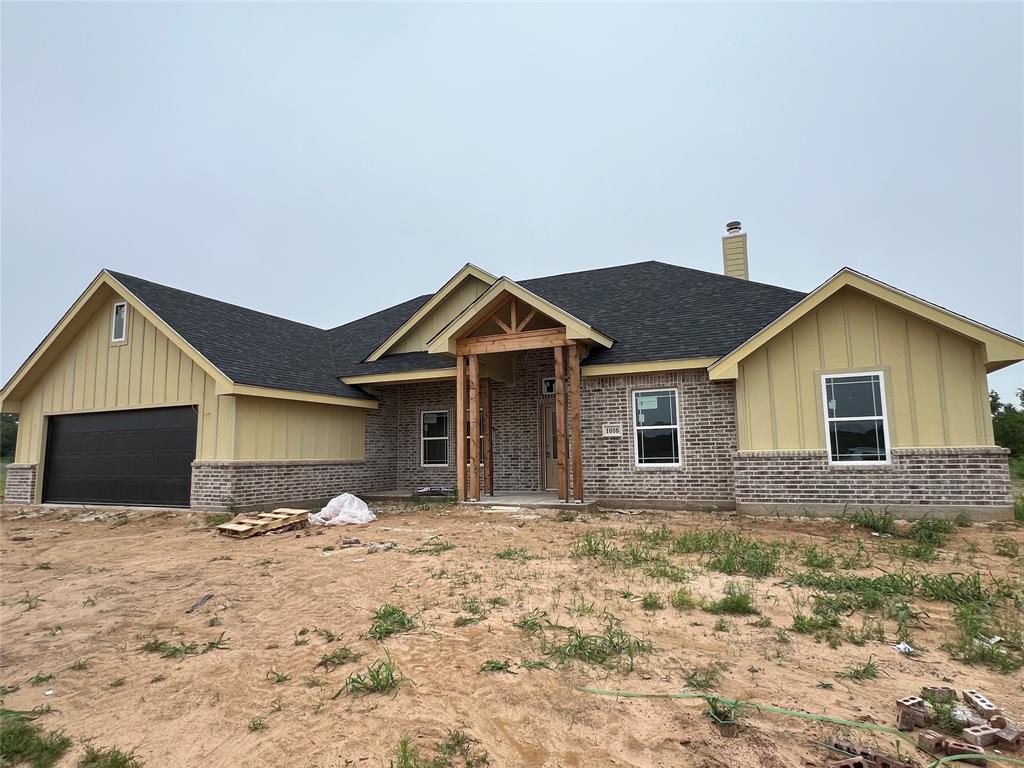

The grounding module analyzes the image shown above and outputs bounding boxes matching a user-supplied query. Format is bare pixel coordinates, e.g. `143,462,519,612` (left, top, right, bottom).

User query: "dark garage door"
43,406,197,507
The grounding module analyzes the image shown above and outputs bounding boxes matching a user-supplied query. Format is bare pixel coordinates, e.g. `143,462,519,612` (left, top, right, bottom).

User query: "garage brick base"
189,459,396,512
3,463,37,504
733,446,1013,520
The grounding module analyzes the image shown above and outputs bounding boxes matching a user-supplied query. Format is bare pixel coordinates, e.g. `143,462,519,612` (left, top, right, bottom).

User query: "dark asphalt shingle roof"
108,260,807,399
519,261,806,365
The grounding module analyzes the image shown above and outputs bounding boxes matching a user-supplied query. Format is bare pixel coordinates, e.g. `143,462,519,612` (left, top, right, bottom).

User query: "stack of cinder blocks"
899,687,1023,764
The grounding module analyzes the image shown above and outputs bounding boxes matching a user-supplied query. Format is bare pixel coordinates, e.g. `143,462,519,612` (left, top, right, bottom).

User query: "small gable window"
421,411,449,466
111,302,128,343
632,389,681,466
821,372,890,463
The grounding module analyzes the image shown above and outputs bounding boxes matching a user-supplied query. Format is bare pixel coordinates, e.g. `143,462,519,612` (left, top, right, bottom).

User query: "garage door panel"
43,407,197,507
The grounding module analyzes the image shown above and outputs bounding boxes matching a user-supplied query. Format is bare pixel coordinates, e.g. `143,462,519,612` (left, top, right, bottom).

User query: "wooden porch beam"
554,345,569,502
456,354,466,501
482,377,493,496
568,343,583,502
468,354,481,501
457,328,566,356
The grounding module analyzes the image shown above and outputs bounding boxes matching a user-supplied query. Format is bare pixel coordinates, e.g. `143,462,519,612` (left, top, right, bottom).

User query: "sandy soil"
1,502,1021,768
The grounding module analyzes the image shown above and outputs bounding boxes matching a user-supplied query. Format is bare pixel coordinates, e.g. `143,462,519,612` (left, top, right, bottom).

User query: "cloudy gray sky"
2,2,1022,398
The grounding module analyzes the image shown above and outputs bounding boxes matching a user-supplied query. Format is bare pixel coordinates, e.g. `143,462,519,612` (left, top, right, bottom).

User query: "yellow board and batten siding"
233,397,364,460
13,290,367,473
388,276,489,354
736,287,994,451
14,296,224,464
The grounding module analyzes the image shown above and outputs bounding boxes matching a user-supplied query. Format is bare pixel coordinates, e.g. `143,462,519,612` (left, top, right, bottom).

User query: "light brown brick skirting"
2,463,37,504
734,446,1013,520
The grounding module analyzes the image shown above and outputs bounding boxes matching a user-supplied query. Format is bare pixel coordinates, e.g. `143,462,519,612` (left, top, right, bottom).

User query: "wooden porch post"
456,354,466,501
482,377,494,496
554,345,569,502
468,354,481,501
568,343,583,502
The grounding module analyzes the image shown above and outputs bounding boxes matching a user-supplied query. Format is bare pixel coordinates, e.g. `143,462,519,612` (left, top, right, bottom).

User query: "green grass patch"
77,744,145,768
540,619,651,671
0,717,71,768
333,654,405,698
368,604,415,640
846,509,896,535
640,593,664,611
669,587,697,610
835,656,879,682
494,547,531,561
410,538,455,556
702,582,758,615
315,646,362,672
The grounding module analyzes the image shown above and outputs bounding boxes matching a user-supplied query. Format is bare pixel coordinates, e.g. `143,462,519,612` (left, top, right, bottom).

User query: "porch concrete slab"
363,489,599,512
461,491,599,512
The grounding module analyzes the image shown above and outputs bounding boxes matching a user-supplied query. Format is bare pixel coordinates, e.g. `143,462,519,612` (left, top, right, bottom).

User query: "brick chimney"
722,220,748,280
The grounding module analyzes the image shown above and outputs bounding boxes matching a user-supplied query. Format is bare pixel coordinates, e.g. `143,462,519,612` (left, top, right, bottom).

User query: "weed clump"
0,717,71,768
669,587,697,610
333,653,405,698
368,604,416,640
78,744,145,768
703,582,758,615
540,619,651,671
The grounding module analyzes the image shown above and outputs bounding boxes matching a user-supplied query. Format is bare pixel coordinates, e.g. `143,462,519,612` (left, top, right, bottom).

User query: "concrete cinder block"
921,686,957,702
943,739,987,765
918,730,947,752
897,695,925,709
954,704,988,728
995,723,1023,750
826,760,871,768
962,725,999,747
897,708,921,729
963,690,1001,718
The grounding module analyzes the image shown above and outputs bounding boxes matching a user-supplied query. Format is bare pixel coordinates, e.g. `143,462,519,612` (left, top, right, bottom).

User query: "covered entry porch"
426,280,613,504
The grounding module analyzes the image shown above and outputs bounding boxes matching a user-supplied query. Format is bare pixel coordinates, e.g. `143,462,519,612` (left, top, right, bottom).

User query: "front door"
541,403,559,491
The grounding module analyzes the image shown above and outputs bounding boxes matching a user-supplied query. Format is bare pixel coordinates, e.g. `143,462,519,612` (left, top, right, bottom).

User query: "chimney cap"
726,220,742,234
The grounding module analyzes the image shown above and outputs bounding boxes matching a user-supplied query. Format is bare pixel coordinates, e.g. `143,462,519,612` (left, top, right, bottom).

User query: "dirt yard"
1,501,1022,768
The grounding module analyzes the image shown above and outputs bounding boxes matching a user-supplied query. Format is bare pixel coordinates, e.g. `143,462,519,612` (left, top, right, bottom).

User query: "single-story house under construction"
2,223,1022,519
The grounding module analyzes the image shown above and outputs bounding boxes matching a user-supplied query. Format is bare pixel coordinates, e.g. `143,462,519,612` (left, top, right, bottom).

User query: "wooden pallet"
216,508,309,539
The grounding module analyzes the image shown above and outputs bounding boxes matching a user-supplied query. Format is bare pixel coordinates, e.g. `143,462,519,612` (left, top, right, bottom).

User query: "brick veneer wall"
189,388,401,510
3,463,37,504
393,348,556,492
580,370,737,507
734,447,1012,511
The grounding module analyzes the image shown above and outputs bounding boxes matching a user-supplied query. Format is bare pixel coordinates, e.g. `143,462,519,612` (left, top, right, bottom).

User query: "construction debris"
216,508,308,538
826,738,913,768
185,593,213,614
891,685,1019,764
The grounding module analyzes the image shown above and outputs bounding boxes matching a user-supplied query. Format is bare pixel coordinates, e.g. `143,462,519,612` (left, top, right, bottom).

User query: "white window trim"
631,387,682,468
111,301,128,343
420,409,449,468
820,370,891,466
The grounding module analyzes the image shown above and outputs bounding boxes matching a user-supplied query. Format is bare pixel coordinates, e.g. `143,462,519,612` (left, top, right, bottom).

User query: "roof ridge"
517,259,804,295
105,269,328,334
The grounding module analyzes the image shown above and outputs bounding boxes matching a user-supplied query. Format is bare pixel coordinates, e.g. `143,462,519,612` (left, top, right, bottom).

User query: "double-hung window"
421,411,449,466
632,389,681,465
821,372,890,463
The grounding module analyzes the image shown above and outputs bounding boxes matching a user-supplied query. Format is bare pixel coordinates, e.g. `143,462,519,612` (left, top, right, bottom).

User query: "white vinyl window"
632,388,681,466
821,371,890,464
421,411,449,467
111,301,127,343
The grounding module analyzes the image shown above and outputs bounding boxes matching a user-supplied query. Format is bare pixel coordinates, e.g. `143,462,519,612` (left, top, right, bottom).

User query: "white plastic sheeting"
309,493,376,526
